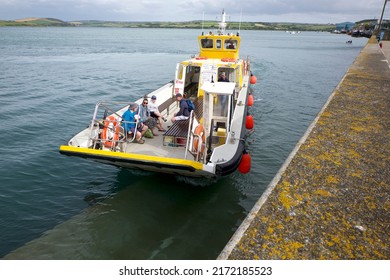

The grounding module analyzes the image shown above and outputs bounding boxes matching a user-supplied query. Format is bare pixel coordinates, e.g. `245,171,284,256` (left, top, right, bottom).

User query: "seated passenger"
138,98,159,136
225,40,236,49
122,103,148,144
172,93,189,122
147,95,166,132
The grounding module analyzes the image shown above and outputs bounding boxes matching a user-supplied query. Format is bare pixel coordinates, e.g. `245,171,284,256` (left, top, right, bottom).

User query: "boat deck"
122,98,204,160
121,113,189,159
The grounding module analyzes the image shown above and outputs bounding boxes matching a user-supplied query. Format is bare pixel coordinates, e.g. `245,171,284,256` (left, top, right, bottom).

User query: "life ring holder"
101,115,120,149
193,124,205,156
221,58,236,63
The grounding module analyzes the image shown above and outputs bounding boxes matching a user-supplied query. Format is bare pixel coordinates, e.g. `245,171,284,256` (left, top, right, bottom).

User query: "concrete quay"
219,37,390,259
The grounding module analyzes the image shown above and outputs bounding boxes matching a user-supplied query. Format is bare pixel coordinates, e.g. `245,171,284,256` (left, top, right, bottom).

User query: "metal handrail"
89,101,140,150
184,111,195,159
121,119,139,143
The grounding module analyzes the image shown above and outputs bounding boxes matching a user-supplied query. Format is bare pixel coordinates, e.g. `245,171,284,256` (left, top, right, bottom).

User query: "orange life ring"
193,125,205,155
196,57,207,60
101,115,120,148
221,57,236,62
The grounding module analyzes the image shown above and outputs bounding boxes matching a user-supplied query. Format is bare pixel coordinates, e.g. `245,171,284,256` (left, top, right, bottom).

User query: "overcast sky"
1,0,389,23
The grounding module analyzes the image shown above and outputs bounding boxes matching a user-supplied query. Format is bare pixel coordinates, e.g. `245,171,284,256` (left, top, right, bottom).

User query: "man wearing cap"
148,95,166,132
172,93,189,122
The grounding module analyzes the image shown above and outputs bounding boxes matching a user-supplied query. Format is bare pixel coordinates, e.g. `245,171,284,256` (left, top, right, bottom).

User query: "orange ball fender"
250,75,257,84
246,115,254,130
238,153,251,174
248,94,254,107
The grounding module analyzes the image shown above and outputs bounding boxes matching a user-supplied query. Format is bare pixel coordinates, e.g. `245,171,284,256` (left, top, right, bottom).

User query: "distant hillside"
14,17,41,22
66,19,337,31
0,17,336,31
0,17,72,26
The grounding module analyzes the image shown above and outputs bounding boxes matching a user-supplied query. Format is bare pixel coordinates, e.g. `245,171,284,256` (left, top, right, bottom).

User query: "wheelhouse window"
201,38,213,48
224,39,237,49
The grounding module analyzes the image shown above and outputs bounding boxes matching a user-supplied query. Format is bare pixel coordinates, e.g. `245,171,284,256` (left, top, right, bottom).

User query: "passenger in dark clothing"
218,72,229,82
172,93,189,122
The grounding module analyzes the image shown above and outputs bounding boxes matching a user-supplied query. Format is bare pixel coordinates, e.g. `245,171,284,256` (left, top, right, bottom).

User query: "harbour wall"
218,37,390,259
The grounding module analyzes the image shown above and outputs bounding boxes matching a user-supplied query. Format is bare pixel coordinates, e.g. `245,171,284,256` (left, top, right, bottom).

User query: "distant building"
336,22,356,31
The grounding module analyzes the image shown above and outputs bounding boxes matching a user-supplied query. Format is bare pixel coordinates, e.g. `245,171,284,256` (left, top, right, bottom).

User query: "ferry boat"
59,10,256,178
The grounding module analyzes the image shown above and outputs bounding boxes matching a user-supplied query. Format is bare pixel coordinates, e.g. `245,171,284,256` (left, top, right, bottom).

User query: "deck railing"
89,101,139,151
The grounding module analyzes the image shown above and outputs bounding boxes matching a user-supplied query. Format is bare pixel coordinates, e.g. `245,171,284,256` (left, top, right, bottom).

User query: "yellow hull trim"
59,145,204,170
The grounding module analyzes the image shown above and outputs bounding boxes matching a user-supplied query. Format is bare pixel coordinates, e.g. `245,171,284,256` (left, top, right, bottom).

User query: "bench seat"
163,119,190,147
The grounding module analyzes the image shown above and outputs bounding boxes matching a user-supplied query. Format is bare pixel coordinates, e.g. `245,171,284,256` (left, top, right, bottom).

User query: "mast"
218,9,227,34
376,0,389,34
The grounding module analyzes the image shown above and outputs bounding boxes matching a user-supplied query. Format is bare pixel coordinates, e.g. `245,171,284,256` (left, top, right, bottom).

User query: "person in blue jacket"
122,103,148,144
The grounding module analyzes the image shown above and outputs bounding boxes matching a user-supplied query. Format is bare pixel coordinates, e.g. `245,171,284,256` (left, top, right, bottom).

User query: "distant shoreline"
1,17,381,33
0,17,337,31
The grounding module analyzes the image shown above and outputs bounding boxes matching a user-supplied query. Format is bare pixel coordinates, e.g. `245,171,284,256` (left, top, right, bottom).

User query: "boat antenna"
239,9,242,34
202,12,205,34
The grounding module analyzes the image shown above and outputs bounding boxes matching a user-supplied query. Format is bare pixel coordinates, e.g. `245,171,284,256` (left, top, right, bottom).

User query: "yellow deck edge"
59,145,204,170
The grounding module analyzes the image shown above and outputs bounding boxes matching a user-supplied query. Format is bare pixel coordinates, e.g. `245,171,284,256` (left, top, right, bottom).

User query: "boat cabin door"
201,82,236,146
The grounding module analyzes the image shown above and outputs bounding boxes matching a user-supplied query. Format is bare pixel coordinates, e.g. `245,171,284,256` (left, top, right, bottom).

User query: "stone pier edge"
217,36,382,260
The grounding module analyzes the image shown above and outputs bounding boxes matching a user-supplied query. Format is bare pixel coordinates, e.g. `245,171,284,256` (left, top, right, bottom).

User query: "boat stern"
59,145,215,178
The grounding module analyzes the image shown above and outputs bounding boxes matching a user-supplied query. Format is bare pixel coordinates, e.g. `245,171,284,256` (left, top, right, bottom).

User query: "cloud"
0,0,388,22
178,0,386,22
180,0,385,22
